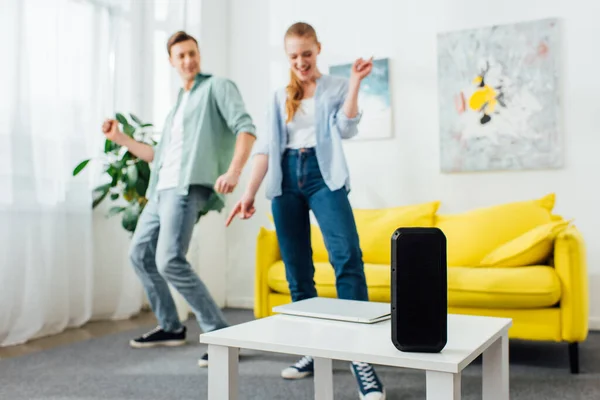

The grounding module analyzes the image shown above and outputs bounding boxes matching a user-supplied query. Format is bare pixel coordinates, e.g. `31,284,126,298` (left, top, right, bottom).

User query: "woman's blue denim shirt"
253,74,362,200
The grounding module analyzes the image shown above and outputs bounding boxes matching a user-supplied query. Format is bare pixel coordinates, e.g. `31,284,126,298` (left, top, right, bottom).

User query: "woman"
226,22,386,399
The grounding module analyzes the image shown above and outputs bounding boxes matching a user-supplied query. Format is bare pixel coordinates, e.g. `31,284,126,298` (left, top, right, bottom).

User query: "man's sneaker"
129,326,187,348
350,361,386,400
198,348,242,368
281,355,314,379
198,352,209,367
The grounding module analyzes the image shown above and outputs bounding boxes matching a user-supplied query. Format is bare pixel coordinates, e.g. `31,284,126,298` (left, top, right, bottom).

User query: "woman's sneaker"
197,352,209,367
281,355,314,379
350,361,386,399
129,326,187,348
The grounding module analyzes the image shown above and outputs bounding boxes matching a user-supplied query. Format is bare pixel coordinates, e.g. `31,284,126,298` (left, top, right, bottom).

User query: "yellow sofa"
253,193,589,373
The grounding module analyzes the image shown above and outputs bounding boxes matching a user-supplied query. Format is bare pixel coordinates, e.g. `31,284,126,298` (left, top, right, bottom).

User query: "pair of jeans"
271,148,369,302
129,185,228,333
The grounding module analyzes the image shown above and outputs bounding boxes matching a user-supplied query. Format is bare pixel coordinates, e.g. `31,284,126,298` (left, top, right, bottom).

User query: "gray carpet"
1,308,599,399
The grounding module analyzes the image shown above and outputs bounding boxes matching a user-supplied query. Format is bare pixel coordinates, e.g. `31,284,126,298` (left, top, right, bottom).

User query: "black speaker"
391,227,447,353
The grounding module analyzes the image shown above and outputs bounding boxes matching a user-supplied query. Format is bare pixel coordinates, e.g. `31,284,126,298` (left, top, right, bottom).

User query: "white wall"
226,0,600,328
226,0,272,308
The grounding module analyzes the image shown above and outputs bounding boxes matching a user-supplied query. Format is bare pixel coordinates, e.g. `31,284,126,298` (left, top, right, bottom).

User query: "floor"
1,309,599,399
0,311,157,360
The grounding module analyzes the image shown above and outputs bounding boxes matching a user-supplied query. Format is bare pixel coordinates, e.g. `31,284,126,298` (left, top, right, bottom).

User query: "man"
102,31,256,367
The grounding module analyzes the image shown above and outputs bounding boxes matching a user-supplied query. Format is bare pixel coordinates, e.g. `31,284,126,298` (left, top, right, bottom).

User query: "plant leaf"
135,177,148,197
110,193,119,200
136,161,150,180
141,123,153,128
129,113,143,126
92,183,111,208
104,139,120,154
124,186,137,202
106,165,120,187
107,165,118,175
107,206,126,218
116,113,128,126
73,159,90,176
121,203,141,232
113,160,124,171
93,183,112,193
126,164,138,186
123,124,135,136
111,174,121,187
93,190,109,208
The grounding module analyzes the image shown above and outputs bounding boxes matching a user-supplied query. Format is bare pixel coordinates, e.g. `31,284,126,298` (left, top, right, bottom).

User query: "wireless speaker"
391,227,448,353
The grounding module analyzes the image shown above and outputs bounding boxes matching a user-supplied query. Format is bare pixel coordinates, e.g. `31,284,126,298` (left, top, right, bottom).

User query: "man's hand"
102,119,127,146
101,118,155,162
225,192,256,226
215,171,240,194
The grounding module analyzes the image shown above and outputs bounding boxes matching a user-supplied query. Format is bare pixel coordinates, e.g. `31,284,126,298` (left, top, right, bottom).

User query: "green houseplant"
73,113,155,233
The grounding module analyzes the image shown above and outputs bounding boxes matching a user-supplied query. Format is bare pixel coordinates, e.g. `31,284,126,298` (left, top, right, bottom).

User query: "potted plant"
73,113,155,233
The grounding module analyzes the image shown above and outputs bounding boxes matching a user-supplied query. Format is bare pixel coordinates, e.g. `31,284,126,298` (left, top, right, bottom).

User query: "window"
149,1,187,133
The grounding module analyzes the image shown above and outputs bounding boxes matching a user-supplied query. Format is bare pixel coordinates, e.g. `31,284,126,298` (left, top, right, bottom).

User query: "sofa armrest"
554,225,589,342
254,227,281,318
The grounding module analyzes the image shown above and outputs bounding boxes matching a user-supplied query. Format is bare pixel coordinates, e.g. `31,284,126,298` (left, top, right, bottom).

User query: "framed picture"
329,57,393,141
437,18,562,172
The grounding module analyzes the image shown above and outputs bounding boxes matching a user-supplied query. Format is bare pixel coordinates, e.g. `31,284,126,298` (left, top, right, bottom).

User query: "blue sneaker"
281,355,314,379
350,361,386,399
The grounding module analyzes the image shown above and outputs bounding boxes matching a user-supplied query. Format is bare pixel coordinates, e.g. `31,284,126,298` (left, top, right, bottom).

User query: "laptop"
272,297,391,324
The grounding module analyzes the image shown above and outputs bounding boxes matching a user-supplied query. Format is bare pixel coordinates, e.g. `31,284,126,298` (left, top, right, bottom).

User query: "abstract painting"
329,58,392,140
437,18,562,172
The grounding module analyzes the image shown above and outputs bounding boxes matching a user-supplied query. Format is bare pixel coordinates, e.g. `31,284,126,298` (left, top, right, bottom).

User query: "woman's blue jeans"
271,148,369,303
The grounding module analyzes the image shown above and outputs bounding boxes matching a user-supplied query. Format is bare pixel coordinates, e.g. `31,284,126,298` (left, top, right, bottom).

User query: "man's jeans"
129,185,228,333
271,148,369,302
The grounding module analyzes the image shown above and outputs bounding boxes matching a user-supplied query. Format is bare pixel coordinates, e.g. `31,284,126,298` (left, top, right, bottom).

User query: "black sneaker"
197,352,208,368
129,326,187,348
198,349,242,368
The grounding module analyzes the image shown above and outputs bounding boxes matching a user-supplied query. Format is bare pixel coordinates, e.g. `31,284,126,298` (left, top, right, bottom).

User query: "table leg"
208,345,239,400
483,334,509,400
313,357,333,400
426,370,461,399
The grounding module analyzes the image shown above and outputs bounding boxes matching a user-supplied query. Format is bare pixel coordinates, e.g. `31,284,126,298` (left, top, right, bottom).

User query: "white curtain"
0,0,143,347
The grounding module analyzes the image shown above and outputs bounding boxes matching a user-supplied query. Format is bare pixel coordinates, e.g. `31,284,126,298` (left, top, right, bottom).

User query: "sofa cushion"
447,265,561,308
310,201,441,264
435,193,556,266
267,260,391,296
479,220,572,267
267,261,561,309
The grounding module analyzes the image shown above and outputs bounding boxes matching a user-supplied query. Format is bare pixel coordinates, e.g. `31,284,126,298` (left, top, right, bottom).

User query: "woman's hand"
225,191,256,226
343,57,374,121
350,57,373,84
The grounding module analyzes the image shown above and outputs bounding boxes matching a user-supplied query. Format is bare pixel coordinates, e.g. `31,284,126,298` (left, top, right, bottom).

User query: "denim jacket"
254,74,361,200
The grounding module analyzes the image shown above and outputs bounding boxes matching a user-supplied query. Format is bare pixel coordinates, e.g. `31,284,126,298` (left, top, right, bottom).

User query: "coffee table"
200,312,511,399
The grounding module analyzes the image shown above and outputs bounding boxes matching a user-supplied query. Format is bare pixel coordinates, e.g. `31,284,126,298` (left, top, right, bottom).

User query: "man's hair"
167,31,198,56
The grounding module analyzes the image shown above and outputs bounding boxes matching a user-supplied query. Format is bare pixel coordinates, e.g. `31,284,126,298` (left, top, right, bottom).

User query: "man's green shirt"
146,73,256,215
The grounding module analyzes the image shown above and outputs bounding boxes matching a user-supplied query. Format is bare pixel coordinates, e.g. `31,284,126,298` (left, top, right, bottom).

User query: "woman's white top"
286,97,316,149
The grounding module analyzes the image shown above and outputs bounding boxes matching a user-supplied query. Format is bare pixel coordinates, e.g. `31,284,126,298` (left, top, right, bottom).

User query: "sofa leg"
569,342,579,374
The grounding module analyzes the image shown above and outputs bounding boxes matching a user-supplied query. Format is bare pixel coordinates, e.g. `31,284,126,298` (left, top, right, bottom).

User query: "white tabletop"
200,313,511,373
